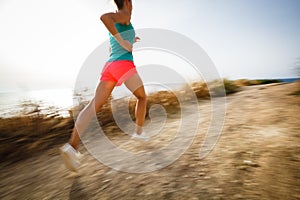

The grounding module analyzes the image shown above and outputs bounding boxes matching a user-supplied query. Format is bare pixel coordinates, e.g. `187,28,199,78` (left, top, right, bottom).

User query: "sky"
0,0,300,91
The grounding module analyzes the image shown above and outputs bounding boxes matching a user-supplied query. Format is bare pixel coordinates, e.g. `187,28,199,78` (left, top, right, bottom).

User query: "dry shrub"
147,91,180,116
234,79,252,86
0,115,73,164
191,82,210,99
235,79,283,86
222,79,240,95
192,79,240,97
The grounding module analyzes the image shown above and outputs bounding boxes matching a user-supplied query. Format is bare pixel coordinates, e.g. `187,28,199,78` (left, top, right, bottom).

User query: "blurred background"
0,1,299,199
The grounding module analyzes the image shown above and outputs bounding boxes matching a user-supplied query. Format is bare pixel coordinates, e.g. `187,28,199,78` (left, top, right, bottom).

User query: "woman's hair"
114,0,128,10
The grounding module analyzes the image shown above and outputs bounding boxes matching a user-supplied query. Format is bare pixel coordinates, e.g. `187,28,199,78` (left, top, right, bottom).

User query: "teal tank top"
108,23,135,62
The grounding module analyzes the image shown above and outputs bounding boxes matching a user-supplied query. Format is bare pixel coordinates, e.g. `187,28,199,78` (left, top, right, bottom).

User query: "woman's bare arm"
100,11,132,52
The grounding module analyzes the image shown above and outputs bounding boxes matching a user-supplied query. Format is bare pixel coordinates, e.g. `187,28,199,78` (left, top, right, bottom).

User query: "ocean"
0,89,74,117
0,83,185,118
279,78,299,83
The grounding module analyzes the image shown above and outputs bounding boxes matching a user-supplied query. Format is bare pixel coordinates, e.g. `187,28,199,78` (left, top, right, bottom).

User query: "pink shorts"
100,60,137,86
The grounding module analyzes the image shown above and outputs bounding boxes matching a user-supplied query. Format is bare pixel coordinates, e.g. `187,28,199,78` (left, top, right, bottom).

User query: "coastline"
0,78,298,118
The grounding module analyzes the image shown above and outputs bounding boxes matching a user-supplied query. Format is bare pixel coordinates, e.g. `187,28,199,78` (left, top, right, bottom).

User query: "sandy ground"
0,82,299,200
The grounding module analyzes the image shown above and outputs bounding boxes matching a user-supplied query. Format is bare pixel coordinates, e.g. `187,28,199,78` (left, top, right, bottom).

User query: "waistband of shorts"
106,60,134,64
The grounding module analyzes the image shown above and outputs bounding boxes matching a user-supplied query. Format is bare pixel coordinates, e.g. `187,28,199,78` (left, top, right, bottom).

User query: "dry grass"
0,79,241,164
234,79,282,86
0,115,73,163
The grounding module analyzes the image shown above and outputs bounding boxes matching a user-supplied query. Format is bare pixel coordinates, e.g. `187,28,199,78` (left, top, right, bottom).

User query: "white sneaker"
131,132,149,141
60,143,81,172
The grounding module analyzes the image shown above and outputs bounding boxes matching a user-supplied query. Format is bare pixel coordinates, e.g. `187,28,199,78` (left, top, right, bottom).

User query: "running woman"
60,0,148,172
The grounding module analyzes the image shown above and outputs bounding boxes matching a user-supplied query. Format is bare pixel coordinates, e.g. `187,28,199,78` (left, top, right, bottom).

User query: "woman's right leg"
69,81,116,150
124,74,147,134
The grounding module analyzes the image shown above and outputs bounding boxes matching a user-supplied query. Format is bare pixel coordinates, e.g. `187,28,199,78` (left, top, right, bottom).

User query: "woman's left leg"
69,81,116,150
61,81,116,172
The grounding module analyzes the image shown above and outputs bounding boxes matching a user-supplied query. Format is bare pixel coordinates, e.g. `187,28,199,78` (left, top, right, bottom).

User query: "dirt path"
0,83,299,200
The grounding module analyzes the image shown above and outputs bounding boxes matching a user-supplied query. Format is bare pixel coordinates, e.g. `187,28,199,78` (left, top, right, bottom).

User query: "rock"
198,172,205,176
102,179,111,183
243,160,260,167
238,166,248,170
214,188,223,193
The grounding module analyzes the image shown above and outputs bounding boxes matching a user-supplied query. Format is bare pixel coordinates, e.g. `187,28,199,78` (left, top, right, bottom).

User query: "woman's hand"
120,37,140,52
134,36,141,43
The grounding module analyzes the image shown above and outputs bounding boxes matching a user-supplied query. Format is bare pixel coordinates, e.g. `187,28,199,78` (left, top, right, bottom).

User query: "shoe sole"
131,136,149,141
60,148,78,172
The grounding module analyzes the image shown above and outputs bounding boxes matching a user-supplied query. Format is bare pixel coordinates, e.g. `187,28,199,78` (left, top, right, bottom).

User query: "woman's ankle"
68,141,78,150
136,125,143,134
